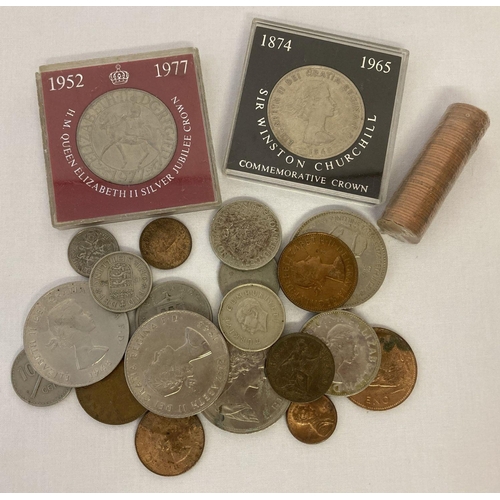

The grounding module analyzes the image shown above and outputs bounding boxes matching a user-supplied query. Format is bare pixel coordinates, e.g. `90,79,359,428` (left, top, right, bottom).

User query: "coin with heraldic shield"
218,259,280,296
23,281,129,388
125,310,230,418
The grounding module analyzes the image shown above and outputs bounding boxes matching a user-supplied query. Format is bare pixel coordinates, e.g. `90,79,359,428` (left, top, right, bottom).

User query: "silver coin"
89,251,153,313
67,227,120,277
293,210,388,307
76,88,177,185
301,310,381,397
203,345,289,434
11,349,72,406
210,200,281,270
136,281,213,328
218,259,280,296
218,284,285,352
23,282,129,388
125,310,230,418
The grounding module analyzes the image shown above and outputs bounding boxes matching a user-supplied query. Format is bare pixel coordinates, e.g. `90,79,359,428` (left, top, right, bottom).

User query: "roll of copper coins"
378,103,489,243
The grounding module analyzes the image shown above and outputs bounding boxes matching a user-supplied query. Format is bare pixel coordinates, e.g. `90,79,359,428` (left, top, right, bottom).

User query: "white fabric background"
0,6,499,493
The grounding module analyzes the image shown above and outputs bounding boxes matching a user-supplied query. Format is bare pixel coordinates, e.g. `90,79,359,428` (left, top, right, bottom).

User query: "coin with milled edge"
23,281,129,388
125,310,230,418
301,310,381,397
218,259,280,296
68,227,119,277
135,412,205,476
89,251,152,313
11,350,71,406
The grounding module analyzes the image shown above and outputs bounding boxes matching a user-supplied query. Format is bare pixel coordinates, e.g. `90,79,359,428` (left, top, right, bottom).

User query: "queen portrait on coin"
324,324,359,386
235,298,268,336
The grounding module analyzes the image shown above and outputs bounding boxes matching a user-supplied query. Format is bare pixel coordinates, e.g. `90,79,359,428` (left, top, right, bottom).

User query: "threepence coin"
218,259,280,296
23,282,129,388
125,310,230,418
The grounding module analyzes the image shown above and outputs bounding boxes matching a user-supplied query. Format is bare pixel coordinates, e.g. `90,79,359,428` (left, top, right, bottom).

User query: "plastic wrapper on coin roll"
377,103,489,243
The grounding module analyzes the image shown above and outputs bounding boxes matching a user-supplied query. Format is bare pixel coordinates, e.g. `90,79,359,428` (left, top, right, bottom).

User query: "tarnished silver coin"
11,350,72,406
301,310,381,397
67,227,119,277
218,259,280,296
218,284,285,352
23,282,129,388
136,281,212,328
293,210,388,308
125,311,230,418
268,65,365,160
89,252,153,313
76,88,177,185
203,345,289,434
209,199,281,270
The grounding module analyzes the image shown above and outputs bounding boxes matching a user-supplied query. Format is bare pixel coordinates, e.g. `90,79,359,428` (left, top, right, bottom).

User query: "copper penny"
348,327,417,410
278,232,357,312
76,359,146,425
139,218,192,270
265,332,335,403
135,412,205,476
286,395,337,444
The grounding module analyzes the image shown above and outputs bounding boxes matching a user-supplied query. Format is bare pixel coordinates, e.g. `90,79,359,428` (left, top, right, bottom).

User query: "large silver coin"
293,211,388,308
125,311,230,418
76,88,177,185
89,252,153,313
136,281,213,329
23,282,129,388
11,349,72,406
218,284,285,352
203,345,289,434
268,65,365,160
301,310,381,397
67,227,119,277
210,200,281,270
218,259,280,296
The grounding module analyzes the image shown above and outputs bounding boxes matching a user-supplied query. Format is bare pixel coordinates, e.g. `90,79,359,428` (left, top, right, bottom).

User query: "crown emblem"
109,64,129,85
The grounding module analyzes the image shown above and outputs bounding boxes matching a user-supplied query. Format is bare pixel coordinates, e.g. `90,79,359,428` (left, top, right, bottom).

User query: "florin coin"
203,345,289,434
301,310,381,397
286,395,337,444
265,332,335,403
139,218,192,270
75,359,146,425
218,284,285,352
125,310,230,418
11,349,71,406
67,227,119,277
135,412,204,476
23,281,129,388
218,259,280,296
89,251,153,313
348,327,417,410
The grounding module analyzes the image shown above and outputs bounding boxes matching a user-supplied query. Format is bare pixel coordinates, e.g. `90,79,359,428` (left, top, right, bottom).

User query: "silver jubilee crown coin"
23,282,129,388
125,310,230,418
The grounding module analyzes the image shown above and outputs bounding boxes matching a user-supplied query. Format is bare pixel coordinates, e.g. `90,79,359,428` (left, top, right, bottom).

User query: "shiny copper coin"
278,232,357,312
348,327,417,410
75,360,146,425
286,395,337,444
135,412,204,476
265,332,335,403
139,218,192,269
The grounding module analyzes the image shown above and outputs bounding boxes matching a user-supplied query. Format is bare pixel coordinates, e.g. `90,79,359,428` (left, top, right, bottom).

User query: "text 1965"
261,34,292,52
361,56,391,73
49,74,84,91
154,60,188,78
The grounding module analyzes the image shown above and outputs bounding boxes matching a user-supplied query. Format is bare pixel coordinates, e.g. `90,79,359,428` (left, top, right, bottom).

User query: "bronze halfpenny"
135,412,205,476
286,395,337,444
139,218,192,270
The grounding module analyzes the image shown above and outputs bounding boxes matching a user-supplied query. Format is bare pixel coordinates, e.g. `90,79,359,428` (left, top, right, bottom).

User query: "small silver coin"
23,281,129,388
218,284,285,352
136,281,213,329
89,251,153,313
203,345,289,434
293,210,388,308
67,227,120,277
218,260,280,296
125,310,230,418
209,199,281,270
11,350,71,406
